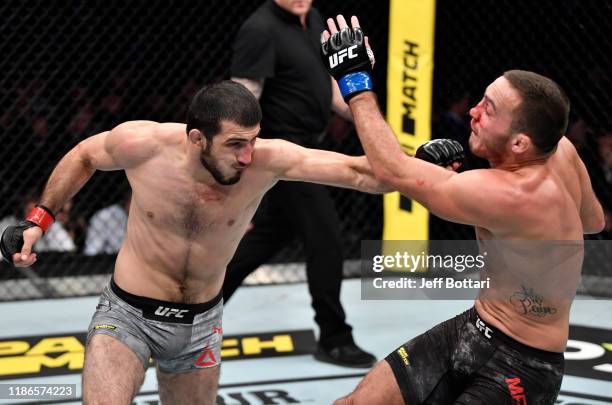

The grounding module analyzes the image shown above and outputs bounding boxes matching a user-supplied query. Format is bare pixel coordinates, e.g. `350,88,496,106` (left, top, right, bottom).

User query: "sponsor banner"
384,0,436,241
0,329,315,380
2,324,611,384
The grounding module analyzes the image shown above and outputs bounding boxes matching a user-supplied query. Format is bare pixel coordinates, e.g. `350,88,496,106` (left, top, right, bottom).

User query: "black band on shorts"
110,277,223,324
470,307,564,363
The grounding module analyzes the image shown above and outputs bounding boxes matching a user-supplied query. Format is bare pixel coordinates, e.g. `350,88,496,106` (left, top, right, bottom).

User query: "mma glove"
415,139,465,167
0,205,55,264
321,27,374,102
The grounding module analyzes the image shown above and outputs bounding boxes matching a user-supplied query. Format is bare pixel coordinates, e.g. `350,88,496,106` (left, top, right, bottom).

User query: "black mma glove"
0,205,54,264
321,27,374,101
415,139,465,167
1,221,38,264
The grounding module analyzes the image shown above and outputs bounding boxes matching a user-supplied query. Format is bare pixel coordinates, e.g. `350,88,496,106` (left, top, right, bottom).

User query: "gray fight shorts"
87,277,223,373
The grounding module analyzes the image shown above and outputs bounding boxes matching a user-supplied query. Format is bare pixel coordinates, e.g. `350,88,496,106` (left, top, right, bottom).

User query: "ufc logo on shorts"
155,306,189,318
475,316,493,339
329,45,358,68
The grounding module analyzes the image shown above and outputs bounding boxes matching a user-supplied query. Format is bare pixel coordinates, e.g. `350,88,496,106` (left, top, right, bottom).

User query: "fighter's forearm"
347,92,457,204
348,156,392,194
348,92,407,181
331,79,353,122
39,144,96,213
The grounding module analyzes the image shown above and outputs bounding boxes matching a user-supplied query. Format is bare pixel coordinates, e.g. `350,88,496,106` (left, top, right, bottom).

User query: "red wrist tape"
25,205,55,233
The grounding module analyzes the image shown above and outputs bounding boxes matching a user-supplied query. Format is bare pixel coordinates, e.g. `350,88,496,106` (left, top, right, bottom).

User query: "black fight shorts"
386,307,564,404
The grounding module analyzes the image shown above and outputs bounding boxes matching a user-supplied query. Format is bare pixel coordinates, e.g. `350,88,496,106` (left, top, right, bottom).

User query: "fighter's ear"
188,129,205,147
510,133,532,155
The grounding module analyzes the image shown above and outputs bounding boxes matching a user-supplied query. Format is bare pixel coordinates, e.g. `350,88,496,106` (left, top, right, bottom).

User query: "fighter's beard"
200,154,242,185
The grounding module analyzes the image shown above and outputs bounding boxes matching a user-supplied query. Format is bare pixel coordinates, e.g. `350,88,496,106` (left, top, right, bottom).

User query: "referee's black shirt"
231,0,331,145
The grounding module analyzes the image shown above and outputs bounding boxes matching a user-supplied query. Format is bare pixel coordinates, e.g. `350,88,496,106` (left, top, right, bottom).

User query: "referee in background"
223,0,376,368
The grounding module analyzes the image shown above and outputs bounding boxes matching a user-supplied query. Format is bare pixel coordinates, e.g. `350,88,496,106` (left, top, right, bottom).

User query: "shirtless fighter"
321,16,605,405
0,81,461,404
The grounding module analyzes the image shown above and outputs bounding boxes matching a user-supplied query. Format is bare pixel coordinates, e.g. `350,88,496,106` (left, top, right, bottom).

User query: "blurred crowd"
0,73,165,255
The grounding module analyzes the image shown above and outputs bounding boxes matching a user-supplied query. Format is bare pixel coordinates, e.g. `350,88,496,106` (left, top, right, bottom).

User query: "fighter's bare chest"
130,172,257,238
170,184,232,237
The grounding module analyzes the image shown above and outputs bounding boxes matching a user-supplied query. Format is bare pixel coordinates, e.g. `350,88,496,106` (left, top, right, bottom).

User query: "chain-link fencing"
0,0,610,300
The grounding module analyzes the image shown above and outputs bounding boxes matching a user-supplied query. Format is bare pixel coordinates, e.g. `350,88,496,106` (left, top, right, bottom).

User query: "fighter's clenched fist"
0,205,52,266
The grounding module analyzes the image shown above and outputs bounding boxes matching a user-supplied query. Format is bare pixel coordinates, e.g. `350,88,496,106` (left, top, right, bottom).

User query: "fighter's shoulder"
252,138,302,172
105,121,179,163
109,121,181,144
255,137,303,153
252,138,284,161
555,136,579,162
454,169,523,205
558,136,576,151
108,120,157,140
153,122,188,145
455,167,515,186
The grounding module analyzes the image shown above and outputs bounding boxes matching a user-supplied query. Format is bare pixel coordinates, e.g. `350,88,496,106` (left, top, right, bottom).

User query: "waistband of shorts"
469,307,564,363
110,277,223,314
